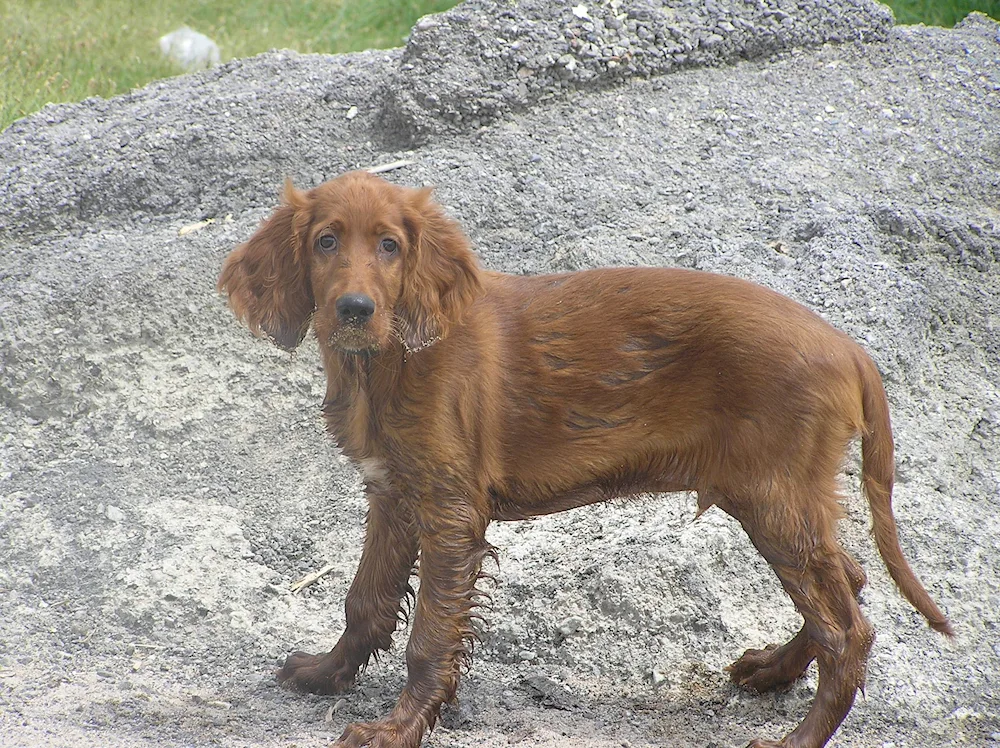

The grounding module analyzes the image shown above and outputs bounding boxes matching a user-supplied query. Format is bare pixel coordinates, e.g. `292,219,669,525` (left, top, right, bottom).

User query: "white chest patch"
358,458,389,484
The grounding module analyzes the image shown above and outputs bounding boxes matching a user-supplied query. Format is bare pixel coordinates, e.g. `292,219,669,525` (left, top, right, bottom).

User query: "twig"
290,563,336,594
366,159,415,175
178,218,215,236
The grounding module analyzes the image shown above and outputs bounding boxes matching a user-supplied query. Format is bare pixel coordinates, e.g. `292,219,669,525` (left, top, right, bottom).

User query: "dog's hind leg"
724,489,874,748
726,549,868,694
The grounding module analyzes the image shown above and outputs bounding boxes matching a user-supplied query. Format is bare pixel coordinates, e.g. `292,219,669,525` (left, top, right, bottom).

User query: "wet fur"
219,171,951,748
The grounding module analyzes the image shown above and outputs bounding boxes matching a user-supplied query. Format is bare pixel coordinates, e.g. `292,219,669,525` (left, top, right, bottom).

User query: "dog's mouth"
328,325,380,354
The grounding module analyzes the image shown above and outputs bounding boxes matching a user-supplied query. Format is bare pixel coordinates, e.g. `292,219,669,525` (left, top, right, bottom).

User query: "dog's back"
479,267,866,504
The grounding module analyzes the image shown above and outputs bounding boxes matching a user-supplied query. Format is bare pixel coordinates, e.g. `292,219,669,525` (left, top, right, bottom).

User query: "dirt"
1,1,999,747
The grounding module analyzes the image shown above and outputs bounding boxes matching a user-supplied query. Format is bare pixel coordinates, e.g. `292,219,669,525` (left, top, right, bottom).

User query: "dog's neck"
320,343,418,460
324,346,400,390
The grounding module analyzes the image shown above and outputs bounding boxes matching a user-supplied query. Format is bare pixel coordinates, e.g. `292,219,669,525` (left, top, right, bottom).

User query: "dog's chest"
323,378,413,464
322,387,380,459
357,457,390,485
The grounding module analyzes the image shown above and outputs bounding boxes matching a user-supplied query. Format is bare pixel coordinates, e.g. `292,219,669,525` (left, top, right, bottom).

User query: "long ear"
218,181,314,351
397,187,483,350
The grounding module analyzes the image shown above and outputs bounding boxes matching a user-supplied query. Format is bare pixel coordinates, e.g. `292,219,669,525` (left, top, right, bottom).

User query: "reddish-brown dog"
219,171,951,748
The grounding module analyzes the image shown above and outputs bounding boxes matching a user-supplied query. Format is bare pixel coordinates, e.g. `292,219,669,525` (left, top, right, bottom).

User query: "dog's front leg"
334,495,492,748
278,488,418,695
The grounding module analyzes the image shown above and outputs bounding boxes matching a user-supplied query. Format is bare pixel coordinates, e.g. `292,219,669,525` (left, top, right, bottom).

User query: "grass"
2,0,999,132
889,0,1000,25
0,0,456,130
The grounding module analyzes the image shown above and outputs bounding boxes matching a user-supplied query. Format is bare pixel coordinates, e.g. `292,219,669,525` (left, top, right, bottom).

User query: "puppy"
219,171,951,748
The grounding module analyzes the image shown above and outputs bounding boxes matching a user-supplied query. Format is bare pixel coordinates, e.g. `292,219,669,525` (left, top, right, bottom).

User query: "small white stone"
558,54,577,71
158,26,220,71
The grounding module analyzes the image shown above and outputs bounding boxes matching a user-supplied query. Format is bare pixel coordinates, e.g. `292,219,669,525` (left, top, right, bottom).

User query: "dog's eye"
379,238,399,256
316,234,338,253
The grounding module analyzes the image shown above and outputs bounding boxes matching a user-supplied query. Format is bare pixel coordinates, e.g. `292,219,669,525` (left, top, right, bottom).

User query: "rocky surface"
1,1,999,746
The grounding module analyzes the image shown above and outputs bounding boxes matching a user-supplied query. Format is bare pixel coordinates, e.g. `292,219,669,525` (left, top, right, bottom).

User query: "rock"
523,674,581,711
158,27,220,71
555,616,583,641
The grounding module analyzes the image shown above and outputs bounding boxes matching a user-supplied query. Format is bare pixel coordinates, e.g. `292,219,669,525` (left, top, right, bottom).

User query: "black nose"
336,293,376,323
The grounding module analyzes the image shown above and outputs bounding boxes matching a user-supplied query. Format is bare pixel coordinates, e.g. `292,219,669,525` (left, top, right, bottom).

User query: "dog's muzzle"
335,293,376,326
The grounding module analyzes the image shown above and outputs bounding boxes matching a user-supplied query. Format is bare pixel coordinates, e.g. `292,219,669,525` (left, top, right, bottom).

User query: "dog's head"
218,171,482,355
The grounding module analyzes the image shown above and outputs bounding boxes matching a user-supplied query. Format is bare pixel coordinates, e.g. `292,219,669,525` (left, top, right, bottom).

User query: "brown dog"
219,171,951,748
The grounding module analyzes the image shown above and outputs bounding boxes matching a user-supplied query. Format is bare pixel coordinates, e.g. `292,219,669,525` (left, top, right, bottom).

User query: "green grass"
2,0,999,132
889,0,1000,25
0,0,457,130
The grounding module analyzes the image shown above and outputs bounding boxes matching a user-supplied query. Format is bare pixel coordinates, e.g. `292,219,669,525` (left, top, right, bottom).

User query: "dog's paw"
276,650,358,695
332,719,418,748
746,740,786,748
726,644,805,693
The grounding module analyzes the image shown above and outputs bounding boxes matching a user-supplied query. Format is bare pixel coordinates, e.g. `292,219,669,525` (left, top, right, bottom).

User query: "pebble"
555,616,583,640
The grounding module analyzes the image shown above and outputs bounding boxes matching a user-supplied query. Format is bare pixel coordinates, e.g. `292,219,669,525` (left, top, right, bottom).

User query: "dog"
218,170,952,748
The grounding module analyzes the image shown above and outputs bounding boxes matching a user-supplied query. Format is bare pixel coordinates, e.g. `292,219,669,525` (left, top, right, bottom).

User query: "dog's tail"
857,353,954,636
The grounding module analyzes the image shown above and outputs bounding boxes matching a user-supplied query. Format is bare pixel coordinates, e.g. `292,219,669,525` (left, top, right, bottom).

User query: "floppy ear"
218,181,314,351
397,187,483,351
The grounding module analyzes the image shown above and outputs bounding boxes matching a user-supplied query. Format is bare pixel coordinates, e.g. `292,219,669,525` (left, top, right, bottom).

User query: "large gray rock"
1,2,998,746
